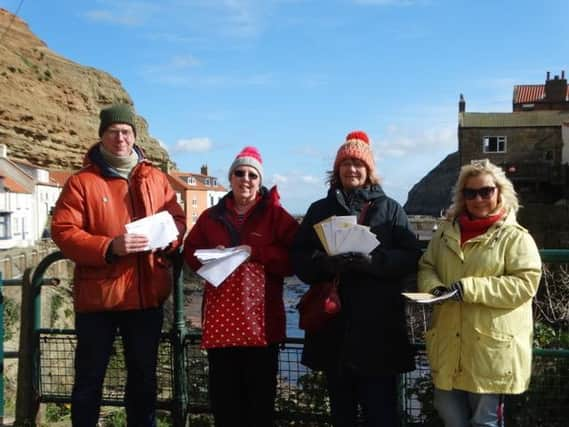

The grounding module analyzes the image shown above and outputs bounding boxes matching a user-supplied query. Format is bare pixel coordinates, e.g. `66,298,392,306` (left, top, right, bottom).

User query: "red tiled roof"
170,171,227,192
167,174,190,191
3,176,30,193
49,170,74,186
514,84,569,104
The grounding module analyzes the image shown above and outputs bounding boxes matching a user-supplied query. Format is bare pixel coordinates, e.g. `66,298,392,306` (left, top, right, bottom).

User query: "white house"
0,144,62,249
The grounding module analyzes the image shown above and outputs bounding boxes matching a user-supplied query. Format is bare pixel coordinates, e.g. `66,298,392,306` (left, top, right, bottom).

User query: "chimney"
458,94,466,113
544,70,567,103
200,164,208,176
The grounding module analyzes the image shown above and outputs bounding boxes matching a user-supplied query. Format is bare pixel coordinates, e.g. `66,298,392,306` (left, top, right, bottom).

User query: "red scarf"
458,210,504,245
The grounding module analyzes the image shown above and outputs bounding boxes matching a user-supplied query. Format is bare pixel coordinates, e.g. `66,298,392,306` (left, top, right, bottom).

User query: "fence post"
171,251,189,427
15,268,38,426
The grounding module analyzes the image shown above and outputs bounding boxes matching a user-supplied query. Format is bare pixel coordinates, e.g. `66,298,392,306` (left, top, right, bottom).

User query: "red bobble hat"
228,146,264,183
333,130,375,173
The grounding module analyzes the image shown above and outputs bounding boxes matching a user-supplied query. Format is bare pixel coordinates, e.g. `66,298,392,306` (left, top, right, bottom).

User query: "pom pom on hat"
99,104,137,137
333,130,375,172
228,146,264,183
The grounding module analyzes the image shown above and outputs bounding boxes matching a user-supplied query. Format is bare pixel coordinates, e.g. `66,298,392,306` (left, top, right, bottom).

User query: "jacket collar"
328,184,385,214
83,143,145,178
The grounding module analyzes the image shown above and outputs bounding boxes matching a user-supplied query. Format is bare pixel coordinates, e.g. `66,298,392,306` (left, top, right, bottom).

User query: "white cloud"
272,174,288,184
301,175,319,184
143,55,201,75
376,124,456,160
172,137,213,153
84,2,160,26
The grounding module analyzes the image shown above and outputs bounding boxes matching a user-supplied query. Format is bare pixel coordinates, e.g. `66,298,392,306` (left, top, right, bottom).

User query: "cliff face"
0,8,168,169
404,152,459,216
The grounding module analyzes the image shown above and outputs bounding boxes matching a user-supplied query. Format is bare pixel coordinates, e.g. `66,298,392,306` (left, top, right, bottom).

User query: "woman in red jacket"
183,146,298,427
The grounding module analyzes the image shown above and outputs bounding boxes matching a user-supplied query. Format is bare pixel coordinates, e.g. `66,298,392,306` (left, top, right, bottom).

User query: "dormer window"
187,176,196,185
204,178,210,186
212,178,217,186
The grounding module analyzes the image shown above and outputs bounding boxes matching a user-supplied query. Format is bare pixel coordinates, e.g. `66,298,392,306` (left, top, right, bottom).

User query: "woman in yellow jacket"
418,160,542,427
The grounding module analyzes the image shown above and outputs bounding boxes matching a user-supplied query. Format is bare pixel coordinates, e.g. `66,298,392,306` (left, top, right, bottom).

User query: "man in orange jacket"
51,104,186,427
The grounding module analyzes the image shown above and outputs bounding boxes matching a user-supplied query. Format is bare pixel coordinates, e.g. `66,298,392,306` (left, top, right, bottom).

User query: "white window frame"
482,136,507,153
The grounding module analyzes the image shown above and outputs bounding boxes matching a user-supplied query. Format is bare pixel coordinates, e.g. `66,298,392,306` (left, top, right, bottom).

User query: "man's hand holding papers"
194,246,251,287
124,211,179,252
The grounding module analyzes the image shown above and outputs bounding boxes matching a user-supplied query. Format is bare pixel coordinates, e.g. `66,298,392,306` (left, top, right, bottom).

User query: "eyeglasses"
105,128,134,138
233,170,259,180
462,186,496,200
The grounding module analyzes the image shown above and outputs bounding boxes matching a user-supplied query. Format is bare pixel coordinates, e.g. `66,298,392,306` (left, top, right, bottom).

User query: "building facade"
459,71,569,204
163,165,228,231
0,145,61,249
458,71,569,246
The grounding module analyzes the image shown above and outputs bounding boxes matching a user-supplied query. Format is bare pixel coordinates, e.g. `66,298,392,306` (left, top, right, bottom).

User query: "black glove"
430,282,463,301
313,253,351,275
449,281,464,301
341,252,373,273
430,286,449,297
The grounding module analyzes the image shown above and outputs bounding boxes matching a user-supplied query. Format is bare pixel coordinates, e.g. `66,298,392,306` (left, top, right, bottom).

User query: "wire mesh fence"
38,331,174,407
36,329,569,426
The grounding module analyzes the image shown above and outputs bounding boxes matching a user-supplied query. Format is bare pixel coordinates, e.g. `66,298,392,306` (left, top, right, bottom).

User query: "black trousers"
207,345,279,427
71,307,164,427
324,366,399,427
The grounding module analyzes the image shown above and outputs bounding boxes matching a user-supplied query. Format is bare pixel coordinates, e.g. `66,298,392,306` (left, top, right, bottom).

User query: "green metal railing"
6,249,569,426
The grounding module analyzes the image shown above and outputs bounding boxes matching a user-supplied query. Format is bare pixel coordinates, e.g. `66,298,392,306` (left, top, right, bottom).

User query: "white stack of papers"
125,211,179,251
313,215,380,255
402,290,458,304
194,246,251,287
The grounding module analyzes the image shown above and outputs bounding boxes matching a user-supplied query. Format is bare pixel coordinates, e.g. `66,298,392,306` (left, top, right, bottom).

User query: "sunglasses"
233,170,259,180
462,186,496,200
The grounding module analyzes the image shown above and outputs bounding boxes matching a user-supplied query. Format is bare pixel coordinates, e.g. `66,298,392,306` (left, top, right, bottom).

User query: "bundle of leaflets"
125,211,179,251
313,215,380,255
194,246,251,287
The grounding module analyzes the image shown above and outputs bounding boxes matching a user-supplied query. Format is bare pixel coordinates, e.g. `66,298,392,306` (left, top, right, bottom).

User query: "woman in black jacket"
291,130,420,427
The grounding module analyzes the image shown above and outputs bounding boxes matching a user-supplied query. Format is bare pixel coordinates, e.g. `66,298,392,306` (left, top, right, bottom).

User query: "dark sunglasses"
233,170,259,180
462,186,496,200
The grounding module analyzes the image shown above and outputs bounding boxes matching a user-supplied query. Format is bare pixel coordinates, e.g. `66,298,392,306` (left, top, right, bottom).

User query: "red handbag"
201,261,267,349
297,276,341,333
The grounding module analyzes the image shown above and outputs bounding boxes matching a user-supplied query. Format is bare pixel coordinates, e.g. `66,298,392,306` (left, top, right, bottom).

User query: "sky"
1,0,568,215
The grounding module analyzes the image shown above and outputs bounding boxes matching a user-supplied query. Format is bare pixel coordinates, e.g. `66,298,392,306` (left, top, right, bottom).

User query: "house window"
192,197,197,207
187,176,196,185
192,212,198,224
212,178,217,186
0,213,10,239
204,178,210,186
482,136,506,153
210,195,214,206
